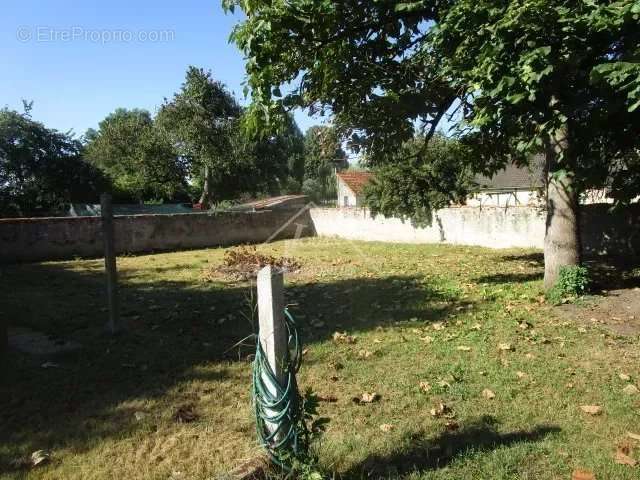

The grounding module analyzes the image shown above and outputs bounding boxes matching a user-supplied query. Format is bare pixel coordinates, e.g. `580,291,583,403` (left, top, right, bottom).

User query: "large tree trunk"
199,165,214,208
544,127,581,291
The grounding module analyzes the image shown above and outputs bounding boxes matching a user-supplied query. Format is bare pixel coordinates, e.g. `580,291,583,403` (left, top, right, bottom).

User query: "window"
343,196,349,207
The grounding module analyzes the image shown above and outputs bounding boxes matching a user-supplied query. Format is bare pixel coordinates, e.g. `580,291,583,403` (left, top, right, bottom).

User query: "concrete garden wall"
310,204,640,258
310,206,547,249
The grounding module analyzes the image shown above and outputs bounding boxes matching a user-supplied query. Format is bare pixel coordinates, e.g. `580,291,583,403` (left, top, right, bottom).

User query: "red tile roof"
337,171,373,195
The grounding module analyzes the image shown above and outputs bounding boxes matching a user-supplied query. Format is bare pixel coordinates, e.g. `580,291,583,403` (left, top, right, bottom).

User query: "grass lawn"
1,238,639,479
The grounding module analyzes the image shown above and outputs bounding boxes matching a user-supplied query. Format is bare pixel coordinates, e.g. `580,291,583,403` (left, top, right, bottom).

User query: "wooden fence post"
257,265,288,445
101,193,120,334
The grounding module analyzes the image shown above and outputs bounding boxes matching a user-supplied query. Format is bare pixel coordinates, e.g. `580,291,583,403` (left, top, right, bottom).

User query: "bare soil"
558,287,640,336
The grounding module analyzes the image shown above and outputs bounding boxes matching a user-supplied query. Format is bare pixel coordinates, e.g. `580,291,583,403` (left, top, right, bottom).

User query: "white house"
336,158,618,209
336,171,373,207
467,156,546,207
335,166,545,209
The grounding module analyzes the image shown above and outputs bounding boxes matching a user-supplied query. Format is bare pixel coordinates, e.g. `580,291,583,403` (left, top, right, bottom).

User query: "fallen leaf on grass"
329,360,344,370
456,345,472,352
615,443,638,467
420,335,434,343
571,469,596,480
357,349,373,359
173,404,198,423
430,403,454,418
419,381,431,393
498,343,514,352
352,392,380,404
437,380,451,389
41,362,59,369
444,420,459,431
432,322,445,331
619,373,631,381
580,405,603,416
134,411,147,421
628,432,640,442
470,323,482,331
333,331,356,344
317,395,338,403
482,389,496,399
379,423,394,432
516,371,528,379
30,450,50,467
623,384,639,395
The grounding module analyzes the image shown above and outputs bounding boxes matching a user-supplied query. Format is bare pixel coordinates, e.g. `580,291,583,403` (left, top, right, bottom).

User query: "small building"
336,171,373,207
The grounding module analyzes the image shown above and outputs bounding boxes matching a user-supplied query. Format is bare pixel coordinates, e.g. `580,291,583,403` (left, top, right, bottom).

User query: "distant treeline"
0,66,347,217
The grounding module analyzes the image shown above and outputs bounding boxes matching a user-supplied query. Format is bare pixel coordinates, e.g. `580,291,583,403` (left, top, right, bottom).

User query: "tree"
84,108,188,203
225,0,640,289
157,67,242,207
235,112,306,195
0,105,108,217
303,125,348,202
364,135,473,226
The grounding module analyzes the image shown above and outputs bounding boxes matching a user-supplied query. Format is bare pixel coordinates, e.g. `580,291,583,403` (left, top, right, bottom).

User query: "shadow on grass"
341,416,560,479
584,255,640,291
474,272,543,284
0,260,465,472
493,251,640,290
499,252,544,266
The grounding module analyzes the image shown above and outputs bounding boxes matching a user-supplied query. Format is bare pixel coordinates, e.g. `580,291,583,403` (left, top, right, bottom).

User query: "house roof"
337,171,373,195
474,155,545,191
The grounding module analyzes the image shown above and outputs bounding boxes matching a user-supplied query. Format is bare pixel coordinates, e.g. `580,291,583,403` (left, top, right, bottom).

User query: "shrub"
302,178,323,203
546,265,590,304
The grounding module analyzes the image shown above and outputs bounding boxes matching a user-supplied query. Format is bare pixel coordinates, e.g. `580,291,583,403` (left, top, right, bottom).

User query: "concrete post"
101,193,120,334
257,265,288,445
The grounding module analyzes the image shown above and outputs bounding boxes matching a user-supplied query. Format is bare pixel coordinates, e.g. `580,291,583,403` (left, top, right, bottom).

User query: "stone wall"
0,209,315,263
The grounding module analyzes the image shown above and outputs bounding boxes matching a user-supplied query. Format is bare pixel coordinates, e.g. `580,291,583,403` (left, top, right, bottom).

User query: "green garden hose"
252,308,305,468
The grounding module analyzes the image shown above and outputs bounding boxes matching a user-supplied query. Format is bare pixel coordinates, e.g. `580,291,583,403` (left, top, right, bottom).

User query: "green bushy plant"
546,265,590,304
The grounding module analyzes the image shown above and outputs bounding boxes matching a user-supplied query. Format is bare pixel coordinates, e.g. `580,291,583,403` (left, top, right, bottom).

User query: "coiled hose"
252,308,305,468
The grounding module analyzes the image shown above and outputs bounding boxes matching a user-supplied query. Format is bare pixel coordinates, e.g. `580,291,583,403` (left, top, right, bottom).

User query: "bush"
282,177,302,195
546,265,590,304
302,178,323,203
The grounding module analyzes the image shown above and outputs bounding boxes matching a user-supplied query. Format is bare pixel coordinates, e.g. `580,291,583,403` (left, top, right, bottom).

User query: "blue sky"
0,0,322,137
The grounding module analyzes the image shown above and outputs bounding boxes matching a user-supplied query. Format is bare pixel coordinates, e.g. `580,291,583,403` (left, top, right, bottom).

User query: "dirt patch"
557,287,640,336
8,327,82,355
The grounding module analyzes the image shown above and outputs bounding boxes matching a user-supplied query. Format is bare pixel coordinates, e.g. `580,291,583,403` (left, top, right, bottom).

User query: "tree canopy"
225,0,639,176
364,135,473,226
84,108,189,202
301,125,348,202
157,67,243,206
0,105,108,217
